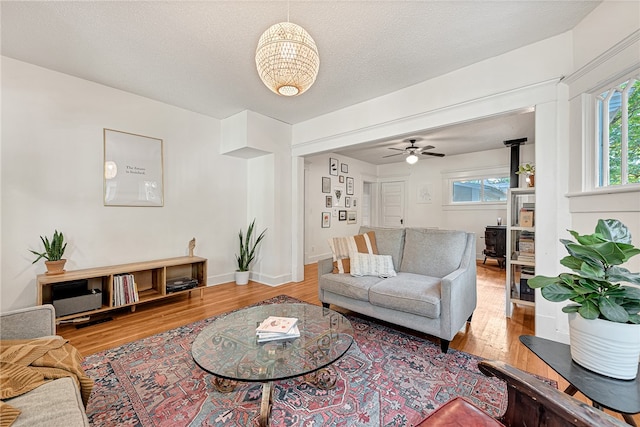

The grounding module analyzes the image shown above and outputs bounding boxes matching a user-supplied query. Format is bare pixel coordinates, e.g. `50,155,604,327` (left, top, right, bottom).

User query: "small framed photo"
338,210,347,221
347,211,357,224
339,175,345,183
345,197,351,208
352,198,357,207
325,196,333,208
329,158,339,176
322,212,331,228
341,163,349,173
322,176,331,193
346,177,354,195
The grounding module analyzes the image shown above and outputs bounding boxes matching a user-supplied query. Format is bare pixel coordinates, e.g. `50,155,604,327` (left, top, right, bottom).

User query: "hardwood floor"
58,261,636,424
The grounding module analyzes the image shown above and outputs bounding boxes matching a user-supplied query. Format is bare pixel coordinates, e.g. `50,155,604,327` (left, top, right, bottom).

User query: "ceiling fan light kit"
255,21,320,96
383,138,446,164
406,153,419,164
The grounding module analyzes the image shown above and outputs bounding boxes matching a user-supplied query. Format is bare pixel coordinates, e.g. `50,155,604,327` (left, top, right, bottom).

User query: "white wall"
1,58,249,311
304,153,377,264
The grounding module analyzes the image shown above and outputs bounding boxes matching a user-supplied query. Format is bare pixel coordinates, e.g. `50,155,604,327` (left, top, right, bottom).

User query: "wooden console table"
520,335,639,426
37,256,207,321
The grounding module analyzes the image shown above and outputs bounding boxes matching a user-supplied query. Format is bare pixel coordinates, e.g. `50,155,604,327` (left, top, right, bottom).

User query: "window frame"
590,70,640,190
442,166,511,209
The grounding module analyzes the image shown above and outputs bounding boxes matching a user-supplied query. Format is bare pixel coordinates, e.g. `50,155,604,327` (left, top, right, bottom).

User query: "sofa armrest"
439,233,477,339
318,257,334,276
0,304,57,340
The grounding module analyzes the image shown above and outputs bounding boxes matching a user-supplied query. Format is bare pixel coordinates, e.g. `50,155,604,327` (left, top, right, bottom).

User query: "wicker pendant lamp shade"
255,22,319,96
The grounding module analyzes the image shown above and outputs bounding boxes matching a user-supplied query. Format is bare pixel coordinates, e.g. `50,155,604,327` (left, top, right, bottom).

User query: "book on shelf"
256,325,301,343
112,274,139,306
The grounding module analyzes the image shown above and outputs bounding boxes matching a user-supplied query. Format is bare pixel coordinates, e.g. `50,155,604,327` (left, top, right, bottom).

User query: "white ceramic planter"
235,271,250,286
568,312,640,380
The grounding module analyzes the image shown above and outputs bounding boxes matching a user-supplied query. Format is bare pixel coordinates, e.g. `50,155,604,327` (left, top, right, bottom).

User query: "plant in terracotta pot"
528,219,640,379
516,163,535,187
235,219,266,285
30,230,68,275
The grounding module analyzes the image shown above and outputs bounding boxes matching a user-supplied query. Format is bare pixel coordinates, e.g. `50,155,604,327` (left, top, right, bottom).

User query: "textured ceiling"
1,1,600,127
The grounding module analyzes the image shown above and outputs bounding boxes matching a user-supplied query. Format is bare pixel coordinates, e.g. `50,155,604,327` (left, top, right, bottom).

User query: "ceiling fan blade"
387,147,405,152
383,152,405,158
421,151,445,157
420,145,435,151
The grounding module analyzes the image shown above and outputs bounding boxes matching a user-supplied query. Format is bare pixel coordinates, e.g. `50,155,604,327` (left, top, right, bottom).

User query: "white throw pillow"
350,253,397,278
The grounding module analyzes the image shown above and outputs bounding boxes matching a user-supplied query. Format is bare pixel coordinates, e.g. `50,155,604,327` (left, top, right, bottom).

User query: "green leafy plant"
528,219,640,324
235,219,266,272
516,163,535,175
30,230,67,263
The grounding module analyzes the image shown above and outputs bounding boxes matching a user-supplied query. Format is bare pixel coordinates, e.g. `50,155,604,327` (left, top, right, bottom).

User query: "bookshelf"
506,188,535,317
37,256,207,322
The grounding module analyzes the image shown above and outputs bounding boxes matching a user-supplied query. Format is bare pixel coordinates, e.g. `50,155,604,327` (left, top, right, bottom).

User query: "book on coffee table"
256,316,298,334
256,324,301,343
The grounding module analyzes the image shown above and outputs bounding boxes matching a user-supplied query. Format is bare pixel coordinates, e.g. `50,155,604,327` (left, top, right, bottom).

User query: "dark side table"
520,335,640,426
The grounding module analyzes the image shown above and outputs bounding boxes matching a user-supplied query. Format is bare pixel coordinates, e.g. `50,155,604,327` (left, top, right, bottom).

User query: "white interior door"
380,181,405,228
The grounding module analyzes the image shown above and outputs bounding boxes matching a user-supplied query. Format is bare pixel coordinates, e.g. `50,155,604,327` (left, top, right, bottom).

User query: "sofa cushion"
359,227,406,268
328,231,378,274
369,273,441,318
5,377,89,427
350,253,397,278
400,229,467,277
319,273,384,302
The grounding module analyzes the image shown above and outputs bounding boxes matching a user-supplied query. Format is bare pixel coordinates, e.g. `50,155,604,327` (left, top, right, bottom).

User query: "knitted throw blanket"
0,337,93,426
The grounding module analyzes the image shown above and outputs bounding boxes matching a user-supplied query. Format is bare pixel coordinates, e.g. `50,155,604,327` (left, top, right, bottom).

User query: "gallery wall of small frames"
322,158,357,228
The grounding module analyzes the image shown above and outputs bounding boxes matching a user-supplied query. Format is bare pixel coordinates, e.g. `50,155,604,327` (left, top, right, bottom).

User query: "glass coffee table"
192,303,354,426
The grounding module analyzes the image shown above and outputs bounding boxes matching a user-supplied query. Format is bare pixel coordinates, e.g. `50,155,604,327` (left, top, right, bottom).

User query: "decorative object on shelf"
322,212,331,228
516,163,535,187
346,177,354,195
29,229,67,275
255,19,319,96
341,163,348,173
104,129,164,207
338,210,347,221
235,219,267,286
528,219,640,379
188,237,196,257
322,176,331,193
329,158,338,176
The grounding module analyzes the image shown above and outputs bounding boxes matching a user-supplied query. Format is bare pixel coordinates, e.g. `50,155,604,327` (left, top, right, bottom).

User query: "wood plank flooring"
58,261,636,424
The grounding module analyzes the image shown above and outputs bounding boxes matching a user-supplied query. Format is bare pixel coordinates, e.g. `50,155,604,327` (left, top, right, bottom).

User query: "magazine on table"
256,325,301,343
256,316,298,334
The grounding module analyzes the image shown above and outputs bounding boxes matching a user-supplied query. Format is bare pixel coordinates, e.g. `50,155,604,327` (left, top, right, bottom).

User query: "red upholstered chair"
416,360,628,427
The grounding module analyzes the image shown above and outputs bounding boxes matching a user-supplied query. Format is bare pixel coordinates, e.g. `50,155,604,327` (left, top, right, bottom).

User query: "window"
595,74,640,187
452,176,510,203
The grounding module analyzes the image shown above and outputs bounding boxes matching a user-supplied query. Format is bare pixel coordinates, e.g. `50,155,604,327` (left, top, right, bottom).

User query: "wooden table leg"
258,381,273,427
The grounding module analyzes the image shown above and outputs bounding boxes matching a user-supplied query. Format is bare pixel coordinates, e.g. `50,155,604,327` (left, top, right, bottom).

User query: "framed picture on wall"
345,197,351,208
322,176,331,193
325,196,333,208
341,163,349,173
104,128,164,207
339,175,345,183
338,210,347,221
347,211,357,224
322,212,331,228
329,158,339,176
346,177,354,195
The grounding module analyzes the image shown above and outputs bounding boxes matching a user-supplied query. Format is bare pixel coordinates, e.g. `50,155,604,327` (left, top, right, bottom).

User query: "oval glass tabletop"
191,303,354,382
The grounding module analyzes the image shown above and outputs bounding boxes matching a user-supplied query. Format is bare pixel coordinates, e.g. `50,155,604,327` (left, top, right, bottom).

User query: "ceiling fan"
383,139,445,163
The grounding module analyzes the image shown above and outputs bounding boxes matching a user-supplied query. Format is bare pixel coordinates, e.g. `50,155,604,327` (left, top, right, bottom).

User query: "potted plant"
516,163,535,187
30,230,68,275
235,219,266,285
528,219,640,379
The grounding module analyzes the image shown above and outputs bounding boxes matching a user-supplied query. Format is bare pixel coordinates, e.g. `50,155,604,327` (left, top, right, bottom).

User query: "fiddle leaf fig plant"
236,219,266,272
528,219,640,324
30,230,67,263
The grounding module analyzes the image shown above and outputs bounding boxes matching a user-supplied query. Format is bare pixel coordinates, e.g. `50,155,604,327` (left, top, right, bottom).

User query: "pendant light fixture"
255,5,319,96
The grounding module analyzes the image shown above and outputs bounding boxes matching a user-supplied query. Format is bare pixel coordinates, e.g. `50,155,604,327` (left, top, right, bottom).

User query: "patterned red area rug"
83,295,507,426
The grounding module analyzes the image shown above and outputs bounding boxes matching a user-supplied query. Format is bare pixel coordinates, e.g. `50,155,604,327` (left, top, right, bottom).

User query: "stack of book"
256,316,300,343
517,231,535,263
113,274,139,306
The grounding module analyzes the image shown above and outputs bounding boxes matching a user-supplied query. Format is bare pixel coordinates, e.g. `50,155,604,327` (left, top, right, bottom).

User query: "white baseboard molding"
205,272,290,287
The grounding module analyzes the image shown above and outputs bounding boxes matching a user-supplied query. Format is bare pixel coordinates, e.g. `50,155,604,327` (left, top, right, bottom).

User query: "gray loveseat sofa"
318,226,477,352
0,305,90,427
